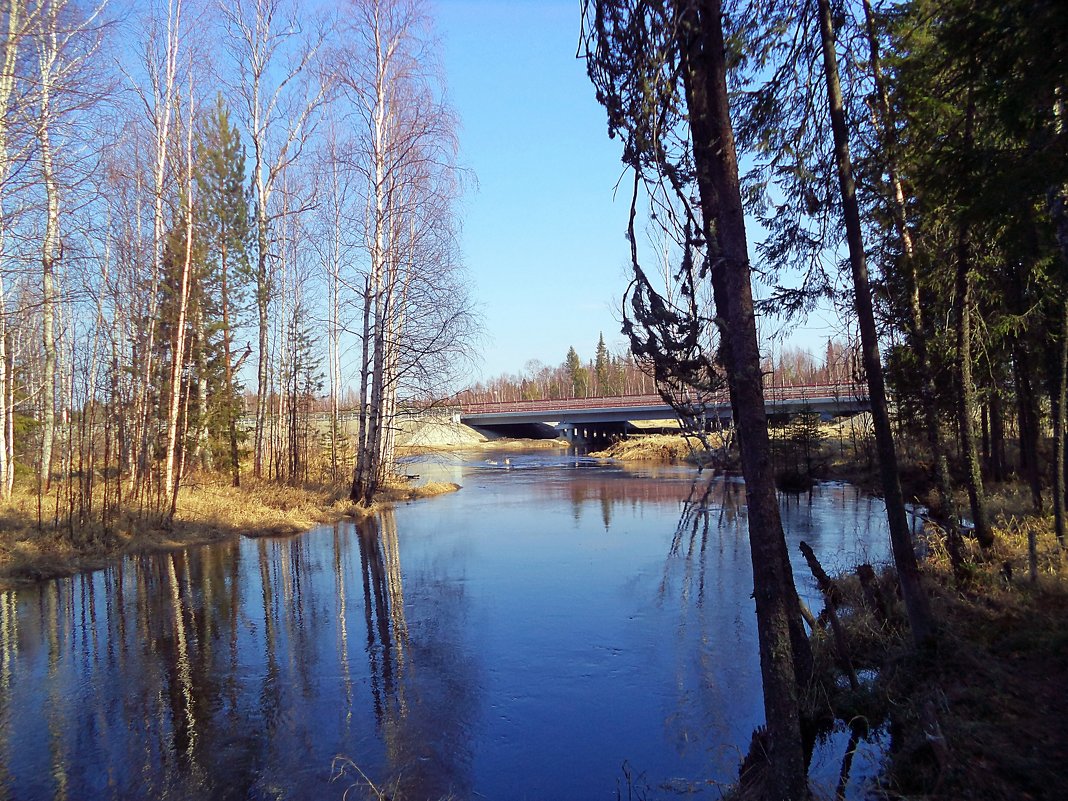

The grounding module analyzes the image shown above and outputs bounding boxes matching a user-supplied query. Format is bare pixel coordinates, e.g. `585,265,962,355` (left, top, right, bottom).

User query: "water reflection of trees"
345,509,478,800
654,479,892,791
0,514,477,801
653,476,764,781
564,470,715,527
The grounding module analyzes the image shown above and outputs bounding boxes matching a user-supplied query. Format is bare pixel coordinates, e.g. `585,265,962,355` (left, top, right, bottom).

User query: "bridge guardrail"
456,383,869,416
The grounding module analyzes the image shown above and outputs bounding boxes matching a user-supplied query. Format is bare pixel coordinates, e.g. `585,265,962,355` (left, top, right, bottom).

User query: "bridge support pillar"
556,422,582,443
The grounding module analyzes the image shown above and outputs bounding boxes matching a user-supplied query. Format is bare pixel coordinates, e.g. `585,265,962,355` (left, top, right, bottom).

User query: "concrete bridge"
458,383,870,442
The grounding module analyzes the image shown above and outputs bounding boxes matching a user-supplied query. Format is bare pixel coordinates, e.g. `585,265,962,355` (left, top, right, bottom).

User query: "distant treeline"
456,335,859,404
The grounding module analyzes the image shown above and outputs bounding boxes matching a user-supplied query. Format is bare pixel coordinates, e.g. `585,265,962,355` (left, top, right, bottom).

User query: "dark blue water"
0,450,901,800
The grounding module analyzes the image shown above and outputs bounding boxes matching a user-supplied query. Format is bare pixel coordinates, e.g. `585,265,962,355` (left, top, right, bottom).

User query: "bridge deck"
458,383,870,429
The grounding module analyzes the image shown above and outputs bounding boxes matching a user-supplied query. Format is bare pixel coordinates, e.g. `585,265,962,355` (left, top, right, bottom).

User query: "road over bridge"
458,383,870,441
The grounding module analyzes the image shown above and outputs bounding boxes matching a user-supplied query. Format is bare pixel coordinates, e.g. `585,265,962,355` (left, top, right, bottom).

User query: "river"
0,448,904,800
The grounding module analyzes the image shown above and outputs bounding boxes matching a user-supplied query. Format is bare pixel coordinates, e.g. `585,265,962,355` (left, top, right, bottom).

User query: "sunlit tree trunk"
129,0,184,506
951,90,993,548
4,324,14,498
0,0,24,499
1051,87,1068,546
221,281,241,486
0,277,7,499
193,301,211,472
861,0,958,542
164,71,197,521
35,3,61,491
220,0,327,480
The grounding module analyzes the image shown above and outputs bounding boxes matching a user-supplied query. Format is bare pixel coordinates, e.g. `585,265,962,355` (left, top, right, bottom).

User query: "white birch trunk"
36,4,61,490
0,0,23,499
164,74,197,510
0,277,7,499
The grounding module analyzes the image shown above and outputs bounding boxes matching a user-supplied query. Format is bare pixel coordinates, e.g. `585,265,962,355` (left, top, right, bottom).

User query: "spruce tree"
195,94,252,486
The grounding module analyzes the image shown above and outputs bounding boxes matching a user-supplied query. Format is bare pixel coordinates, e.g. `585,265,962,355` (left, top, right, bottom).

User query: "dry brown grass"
590,432,727,463
806,511,1068,801
0,473,460,589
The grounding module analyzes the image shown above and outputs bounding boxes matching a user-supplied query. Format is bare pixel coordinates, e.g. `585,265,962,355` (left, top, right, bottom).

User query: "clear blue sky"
434,0,841,384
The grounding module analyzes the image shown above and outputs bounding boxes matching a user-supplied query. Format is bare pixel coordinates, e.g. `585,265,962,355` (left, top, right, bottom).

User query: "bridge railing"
458,383,868,416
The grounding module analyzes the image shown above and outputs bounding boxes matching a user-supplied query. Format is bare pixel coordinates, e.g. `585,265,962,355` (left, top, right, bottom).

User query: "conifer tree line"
0,0,476,526
457,334,858,403
583,0,1066,797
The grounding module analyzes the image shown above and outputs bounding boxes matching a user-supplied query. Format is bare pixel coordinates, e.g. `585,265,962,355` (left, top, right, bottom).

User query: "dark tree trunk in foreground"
351,277,373,503
682,3,809,797
817,0,934,644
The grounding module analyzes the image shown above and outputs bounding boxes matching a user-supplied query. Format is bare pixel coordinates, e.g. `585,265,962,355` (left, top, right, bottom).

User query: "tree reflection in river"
0,453,893,800
0,515,477,801
341,509,479,799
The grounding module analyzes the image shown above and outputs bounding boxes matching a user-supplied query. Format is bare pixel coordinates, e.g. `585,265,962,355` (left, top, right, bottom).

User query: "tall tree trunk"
362,281,388,507
955,228,992,547
193,302,211,472
254,218,269,479
1048,86,1068,545
0,298,5,499
165,89,197,517
0,1,22,500
1011,347,1042,510
351,276,372,502
682,3,809,797
37,52,59,492
952,86,993,546
219,241,240,487
989,389,1006,483
861,0,958,538
328,162,343,481
817,0,935,642
1053,317,1068,546
5,327,15,498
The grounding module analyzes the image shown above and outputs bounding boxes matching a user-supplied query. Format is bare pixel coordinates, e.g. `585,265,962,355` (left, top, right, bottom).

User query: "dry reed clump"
172,477,355,539
591,433,725,463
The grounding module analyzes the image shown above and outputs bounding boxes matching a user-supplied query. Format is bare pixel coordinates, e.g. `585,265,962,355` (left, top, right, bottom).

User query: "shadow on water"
652,475,888,800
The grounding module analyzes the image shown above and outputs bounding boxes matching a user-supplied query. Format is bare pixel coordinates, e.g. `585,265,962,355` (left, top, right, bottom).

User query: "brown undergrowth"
0,475,459,590
804,513,1068,800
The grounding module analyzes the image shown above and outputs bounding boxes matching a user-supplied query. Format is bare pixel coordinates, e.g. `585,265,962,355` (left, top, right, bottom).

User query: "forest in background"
0,0,478,531
456,333,858,403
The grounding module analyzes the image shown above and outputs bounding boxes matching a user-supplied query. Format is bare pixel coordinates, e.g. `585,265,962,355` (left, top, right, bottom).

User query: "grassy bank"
0,476,459,590
800,505,1068,800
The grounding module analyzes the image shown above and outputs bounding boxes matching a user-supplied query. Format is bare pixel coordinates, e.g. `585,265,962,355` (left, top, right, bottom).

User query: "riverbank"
590,432,722,463
395,415,568,453
0,477,459,590
597,426,1068,799
805,516,1068,800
